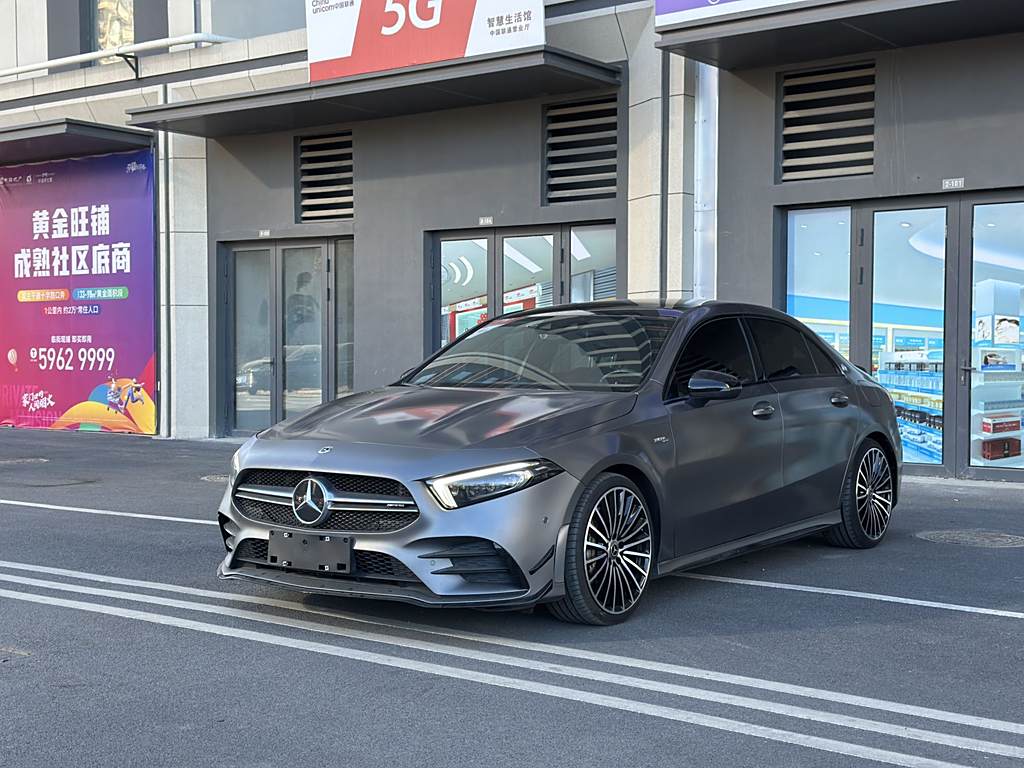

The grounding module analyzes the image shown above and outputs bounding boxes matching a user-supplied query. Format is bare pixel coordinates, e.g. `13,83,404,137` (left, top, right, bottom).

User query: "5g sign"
381,0,443,35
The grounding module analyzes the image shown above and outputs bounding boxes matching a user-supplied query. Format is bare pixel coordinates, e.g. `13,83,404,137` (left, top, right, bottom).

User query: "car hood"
262,385,636,450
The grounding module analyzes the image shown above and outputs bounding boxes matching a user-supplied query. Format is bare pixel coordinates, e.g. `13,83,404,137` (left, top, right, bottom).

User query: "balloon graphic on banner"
6,349,16,370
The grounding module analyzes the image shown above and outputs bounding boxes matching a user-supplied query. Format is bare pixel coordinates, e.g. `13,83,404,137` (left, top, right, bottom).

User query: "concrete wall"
716,32,1024,306
206,95,618,412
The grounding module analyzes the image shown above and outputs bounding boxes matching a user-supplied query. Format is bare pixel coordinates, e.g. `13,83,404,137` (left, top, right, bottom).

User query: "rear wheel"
548,473,654,625
825,439,895,549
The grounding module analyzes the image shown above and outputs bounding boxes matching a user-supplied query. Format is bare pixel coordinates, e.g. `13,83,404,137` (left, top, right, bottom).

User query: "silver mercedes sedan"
218,300,901,625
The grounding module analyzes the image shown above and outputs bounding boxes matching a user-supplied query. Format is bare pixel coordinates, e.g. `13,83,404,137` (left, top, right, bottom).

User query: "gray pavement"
1,428,1023,768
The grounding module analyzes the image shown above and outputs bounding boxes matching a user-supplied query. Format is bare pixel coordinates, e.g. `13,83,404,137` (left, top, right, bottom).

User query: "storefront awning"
127,47,621,137
0,119,152,165
656,0,1024,70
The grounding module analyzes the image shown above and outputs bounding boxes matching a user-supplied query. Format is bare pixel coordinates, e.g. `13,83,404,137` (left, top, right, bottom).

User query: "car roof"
506,299,797,323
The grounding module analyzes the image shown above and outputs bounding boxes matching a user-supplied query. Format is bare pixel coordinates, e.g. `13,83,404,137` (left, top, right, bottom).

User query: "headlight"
425,460,563,509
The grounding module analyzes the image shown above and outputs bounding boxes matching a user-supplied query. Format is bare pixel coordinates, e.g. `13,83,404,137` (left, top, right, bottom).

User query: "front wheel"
547,473,654,625
825,439,895,549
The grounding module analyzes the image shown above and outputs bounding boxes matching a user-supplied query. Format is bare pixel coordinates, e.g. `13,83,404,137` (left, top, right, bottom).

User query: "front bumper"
217,448,581,609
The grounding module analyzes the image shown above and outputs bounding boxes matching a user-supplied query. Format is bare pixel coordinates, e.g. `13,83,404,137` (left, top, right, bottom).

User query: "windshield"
409,310,678,392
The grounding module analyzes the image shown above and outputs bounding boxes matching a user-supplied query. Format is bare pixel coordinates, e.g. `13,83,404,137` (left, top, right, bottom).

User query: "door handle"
752,402,776,418
830,392,850,407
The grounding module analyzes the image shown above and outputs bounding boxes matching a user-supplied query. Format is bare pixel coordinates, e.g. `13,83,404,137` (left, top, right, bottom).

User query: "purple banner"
0,149,157,434
656,0,808,26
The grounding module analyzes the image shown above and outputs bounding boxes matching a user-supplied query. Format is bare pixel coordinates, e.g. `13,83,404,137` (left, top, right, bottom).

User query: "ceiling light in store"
813,251,822,257
504,244,542,274
986,222,997,228
900,221,912,228
570,231,592,261
448,261,463,285
838,221,847,226
800,224,808,230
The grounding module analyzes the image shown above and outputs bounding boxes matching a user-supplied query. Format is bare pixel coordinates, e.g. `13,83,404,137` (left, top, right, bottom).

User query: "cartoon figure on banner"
125,378,145,407
6,349,16,372
106,377,124,413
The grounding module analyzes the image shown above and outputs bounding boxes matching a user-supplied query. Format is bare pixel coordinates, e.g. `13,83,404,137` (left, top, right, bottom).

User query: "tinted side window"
747,319,817,380
669,319,756,398
804,334,842,376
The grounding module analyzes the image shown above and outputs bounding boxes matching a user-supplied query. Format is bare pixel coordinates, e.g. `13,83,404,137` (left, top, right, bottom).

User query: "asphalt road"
1,429,1023,768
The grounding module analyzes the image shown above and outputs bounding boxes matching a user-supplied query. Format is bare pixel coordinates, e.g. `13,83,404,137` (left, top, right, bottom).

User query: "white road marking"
677,573,1024,621
2,559,1022,739
1,571,1021,760
0,498,216,526
0,586,979,768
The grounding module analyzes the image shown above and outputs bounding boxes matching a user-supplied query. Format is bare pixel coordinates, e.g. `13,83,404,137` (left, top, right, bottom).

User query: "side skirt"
654,510,842,577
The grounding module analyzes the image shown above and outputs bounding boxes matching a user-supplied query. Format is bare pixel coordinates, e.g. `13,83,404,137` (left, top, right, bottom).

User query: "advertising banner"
305,0,545,83
0,149,157,434
655,0,831,29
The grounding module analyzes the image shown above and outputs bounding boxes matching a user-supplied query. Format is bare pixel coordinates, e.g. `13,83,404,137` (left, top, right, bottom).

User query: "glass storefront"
439,224,616,348
970,203,1024,469
787,196,1024,476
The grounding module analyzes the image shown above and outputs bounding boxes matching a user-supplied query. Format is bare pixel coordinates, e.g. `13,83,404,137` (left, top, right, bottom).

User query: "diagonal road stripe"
0,585,978,768
0,498,216,525
2,571,1022,760
676,573,1024,620
1,557,1021,738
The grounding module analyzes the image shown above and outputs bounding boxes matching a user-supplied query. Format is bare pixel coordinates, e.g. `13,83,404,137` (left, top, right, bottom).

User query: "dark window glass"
669,319,755,398
748,318,817,380
805,334,841,376
411,310,677,392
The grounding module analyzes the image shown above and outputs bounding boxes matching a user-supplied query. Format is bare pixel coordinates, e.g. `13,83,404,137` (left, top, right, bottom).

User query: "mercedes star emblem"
291,477,330,526
318,446,333,454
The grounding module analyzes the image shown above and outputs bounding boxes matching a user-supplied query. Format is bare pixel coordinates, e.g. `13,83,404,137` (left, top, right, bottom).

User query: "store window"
440,239,489,347
872,208,947,466
335,239,355,397
969,203,1024,469
786,208,851,357
570,224,617,302
438,224,616,348
201,0,305,39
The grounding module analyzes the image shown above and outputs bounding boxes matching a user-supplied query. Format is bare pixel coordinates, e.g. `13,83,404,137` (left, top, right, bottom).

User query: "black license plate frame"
267,530,352,574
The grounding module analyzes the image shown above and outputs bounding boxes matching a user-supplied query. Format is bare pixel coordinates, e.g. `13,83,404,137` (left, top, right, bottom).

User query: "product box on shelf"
981,413,1022,434
981,437,1022,461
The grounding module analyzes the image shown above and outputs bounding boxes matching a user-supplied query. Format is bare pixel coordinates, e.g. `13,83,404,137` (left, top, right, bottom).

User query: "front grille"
232,468,419,533
231,538,418,583
238,469,410,498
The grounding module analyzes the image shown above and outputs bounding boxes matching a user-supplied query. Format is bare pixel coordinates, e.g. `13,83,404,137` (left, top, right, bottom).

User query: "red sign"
305,0,545,83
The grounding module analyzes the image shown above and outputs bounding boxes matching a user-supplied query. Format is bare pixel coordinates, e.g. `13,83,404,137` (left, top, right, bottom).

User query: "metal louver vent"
544,95,618,204
297,131,353,221
780,63,875,182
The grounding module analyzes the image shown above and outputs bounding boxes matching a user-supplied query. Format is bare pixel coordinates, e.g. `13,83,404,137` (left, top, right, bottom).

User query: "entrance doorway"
787,193,1024,479
226,239,354,434
435,223,617,347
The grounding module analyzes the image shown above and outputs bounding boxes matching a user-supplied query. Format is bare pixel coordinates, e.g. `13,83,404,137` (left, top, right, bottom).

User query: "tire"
825,439,895,549
547,473,654,625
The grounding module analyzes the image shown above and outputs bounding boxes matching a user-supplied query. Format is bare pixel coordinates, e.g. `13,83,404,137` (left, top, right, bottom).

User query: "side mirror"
687,370,742,400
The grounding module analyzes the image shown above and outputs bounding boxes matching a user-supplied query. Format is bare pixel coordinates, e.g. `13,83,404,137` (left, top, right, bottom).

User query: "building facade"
658,0,1024,480
0,0,709,441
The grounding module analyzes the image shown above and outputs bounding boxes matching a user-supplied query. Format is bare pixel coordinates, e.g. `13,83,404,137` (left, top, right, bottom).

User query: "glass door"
963,200,1024,472
232,247,274,432
228,239,348,434
868,207,951,466
436,223,617,349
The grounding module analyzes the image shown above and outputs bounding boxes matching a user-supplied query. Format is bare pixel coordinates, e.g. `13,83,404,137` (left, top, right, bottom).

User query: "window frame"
663,316,760,404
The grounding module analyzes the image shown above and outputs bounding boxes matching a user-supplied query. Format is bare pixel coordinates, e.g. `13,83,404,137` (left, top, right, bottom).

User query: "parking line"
2,570,1021,760
0,498,217,526
0,586,977,768
677,573,1024,621
1,558,1022,738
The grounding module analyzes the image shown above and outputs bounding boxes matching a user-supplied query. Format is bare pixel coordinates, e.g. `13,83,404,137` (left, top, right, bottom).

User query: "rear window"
747,318,817,380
